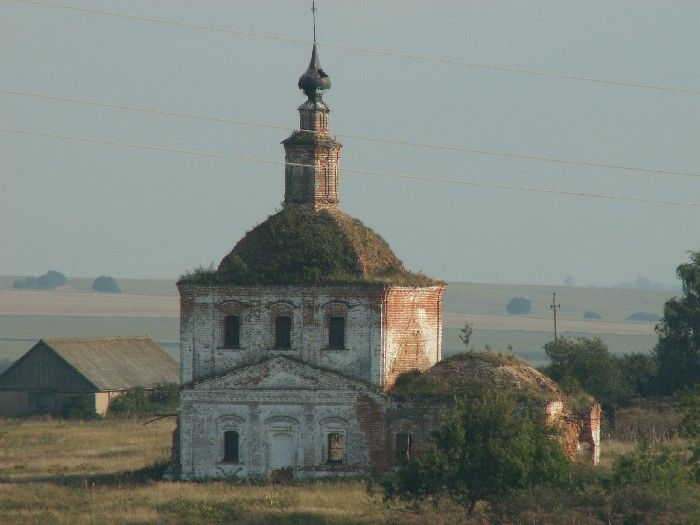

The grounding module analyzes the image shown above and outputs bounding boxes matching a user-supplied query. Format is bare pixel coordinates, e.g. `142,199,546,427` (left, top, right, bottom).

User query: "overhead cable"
1,126,698,209
8,0,700,96
2,87,698,180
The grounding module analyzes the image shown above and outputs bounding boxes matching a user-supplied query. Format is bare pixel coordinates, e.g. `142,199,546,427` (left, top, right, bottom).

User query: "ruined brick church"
169,44,599,480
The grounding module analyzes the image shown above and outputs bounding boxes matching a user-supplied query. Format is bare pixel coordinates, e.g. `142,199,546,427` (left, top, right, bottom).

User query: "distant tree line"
12,271,121,293
13,270,66,290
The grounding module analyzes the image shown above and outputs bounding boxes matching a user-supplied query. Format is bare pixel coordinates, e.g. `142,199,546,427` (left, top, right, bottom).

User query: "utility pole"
550,292,561,340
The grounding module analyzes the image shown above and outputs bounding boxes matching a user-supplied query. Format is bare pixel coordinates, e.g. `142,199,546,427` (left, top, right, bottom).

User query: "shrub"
61,395,98,419
92,275,120,293
583,310,602,320
13,270,66,290
611,441,690,491
381,392,570,514
505,296,532,315
109,383,179,416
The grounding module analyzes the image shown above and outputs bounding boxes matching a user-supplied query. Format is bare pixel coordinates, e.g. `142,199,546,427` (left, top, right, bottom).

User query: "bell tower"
282,43,342,210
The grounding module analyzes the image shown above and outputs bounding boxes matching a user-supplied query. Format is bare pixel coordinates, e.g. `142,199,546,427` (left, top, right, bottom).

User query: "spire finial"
312,1,317,43
298,2,331,99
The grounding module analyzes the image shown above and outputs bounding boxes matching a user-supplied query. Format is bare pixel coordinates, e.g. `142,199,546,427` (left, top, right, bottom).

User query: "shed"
0,336,179,416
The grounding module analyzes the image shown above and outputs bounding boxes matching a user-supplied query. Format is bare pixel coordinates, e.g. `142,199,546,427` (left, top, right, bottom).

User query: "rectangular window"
223,430,239,463
224,315,240,349
327,432,343,464
328,317,345,349
275,316,292,349
396,432,412,462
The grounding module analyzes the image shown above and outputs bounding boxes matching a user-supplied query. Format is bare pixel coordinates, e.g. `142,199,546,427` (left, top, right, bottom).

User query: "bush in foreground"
380,392,570,514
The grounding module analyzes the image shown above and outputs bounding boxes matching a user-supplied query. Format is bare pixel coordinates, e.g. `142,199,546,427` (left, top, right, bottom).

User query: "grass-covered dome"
392,352,562,401
180,206,441,286
390,351,594,411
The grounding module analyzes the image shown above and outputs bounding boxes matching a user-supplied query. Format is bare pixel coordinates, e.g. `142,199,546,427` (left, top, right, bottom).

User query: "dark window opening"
327,432,344,464
224,315,240,349
328,317,345,349
275,316,292,349
396,432,412,462
223,431,239,463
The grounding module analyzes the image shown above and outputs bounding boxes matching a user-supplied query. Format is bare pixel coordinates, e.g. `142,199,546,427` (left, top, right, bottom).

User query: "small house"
0,336,179,416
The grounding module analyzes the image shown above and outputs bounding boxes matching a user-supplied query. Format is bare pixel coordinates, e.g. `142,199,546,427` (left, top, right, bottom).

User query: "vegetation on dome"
177,265,219,286
179,206,441,286
390,351,577,406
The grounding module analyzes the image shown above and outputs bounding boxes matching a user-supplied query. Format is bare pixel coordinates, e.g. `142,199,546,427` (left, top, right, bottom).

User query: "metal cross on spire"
312,1,317,43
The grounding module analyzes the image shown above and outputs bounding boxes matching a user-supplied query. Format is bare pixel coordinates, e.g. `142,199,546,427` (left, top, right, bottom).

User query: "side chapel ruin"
168,43,600,480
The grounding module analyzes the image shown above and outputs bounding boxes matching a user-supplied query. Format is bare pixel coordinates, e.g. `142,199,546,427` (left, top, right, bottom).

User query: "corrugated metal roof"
42,336,179,391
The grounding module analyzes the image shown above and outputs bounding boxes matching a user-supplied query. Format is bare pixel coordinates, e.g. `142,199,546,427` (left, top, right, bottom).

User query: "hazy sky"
1,1,698,286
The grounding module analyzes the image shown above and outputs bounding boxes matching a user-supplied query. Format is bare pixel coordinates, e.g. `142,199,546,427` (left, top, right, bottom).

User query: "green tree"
381,392,569,514
13,270,66,290
92,275,120,293
542,337,629,411
505,296,532,315
458,321,473,352
617,352,658,398
655,250,700,394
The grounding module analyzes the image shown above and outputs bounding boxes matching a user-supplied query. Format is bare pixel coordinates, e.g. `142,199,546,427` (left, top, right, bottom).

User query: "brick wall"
382,286,446,389
179,284,384,385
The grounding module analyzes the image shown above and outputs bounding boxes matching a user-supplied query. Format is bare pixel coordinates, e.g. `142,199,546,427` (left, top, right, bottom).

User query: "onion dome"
298,44,331,98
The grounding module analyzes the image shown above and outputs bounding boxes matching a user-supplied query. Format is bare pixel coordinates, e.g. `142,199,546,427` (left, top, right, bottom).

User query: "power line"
8,0,700,96
2,87,698,181
2,126,699,209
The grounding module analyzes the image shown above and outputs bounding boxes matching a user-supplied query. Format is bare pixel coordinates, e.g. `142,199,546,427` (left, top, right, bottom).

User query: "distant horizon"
0,272,682,292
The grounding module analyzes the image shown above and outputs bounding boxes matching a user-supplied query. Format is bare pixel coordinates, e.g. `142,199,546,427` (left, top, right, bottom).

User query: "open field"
0,417,466,524
0,415,696,524
0,277,669,366
0,290,178,318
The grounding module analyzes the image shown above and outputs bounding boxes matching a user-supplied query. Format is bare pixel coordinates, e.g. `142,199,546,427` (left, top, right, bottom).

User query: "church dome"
391,352,563,399
216,206,440,286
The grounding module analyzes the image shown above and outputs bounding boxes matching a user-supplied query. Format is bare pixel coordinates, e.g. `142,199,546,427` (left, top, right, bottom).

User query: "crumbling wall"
178,284,384,385
177,381,387,480
382,286,445,389
546,400,601,465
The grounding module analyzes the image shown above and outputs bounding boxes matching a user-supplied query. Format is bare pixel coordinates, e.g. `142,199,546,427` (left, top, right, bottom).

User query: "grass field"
0,277,670,366
0,417,467,524
0,413,695,524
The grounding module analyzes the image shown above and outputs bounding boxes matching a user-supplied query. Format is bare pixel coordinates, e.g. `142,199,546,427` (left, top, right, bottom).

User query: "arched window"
224,315,240,349
396,432,412,462
328,317,345,349
327,432,344,464
275,316,292,349
223,430,239,463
